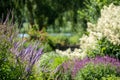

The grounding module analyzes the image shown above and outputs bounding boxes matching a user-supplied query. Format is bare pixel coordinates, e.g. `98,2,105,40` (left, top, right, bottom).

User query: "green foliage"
48,34,69,46
28,28,40,40
102,75,120,80
75,63,119,80
97,38,120,59
42,42,53,53
69,35,80,45
88,37,120,59
48,33,81,47
0,0,84,31
54,60,74,80
39,52,69,80
0,30,23,80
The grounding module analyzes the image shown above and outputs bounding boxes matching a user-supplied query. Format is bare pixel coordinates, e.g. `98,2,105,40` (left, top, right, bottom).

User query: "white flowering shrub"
97,4,120,45
80,3,120,58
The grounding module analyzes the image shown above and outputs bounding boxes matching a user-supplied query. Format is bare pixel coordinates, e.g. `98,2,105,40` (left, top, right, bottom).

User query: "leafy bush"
75,63,119,80
38,52,69,80
54,59,75,80
74,56,120,80
48,34,69,46
91,37,120,59
42,42,53,52
102,75,120,80
0,37,20,80
69,35,80,45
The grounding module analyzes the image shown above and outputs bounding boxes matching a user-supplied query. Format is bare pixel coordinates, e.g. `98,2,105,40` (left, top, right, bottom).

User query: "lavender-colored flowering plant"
72,56,120,77
10,40,43,78
0,13,44,79
56,56,120,80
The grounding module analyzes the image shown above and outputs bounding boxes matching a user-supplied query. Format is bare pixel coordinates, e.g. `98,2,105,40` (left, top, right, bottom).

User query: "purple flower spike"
10,41,43,74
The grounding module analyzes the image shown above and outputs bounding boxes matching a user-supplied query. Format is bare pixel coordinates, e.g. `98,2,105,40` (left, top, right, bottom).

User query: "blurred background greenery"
0,0,120,52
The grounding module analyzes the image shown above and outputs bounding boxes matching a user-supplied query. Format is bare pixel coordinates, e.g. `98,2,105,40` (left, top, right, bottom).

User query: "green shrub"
38,52,69,80
48,34,68,45
42,42,53,52
88,37,120,59
69,35,79,45
54,59,75,80
102,75,120,80
75,63,118,80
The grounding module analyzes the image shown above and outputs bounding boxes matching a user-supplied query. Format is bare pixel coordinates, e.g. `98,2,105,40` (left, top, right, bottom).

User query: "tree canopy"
0,0,120,31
